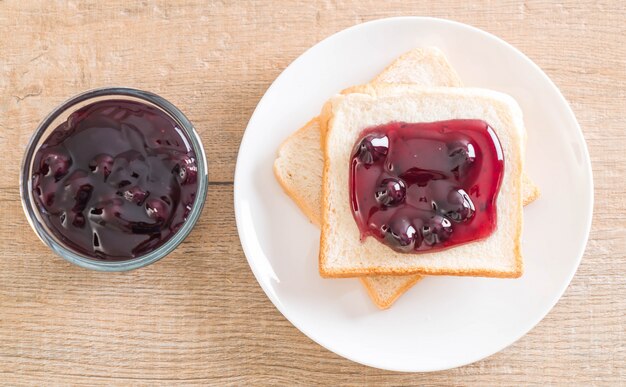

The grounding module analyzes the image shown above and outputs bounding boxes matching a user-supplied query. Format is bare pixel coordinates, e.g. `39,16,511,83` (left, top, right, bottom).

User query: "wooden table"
1,1,624,385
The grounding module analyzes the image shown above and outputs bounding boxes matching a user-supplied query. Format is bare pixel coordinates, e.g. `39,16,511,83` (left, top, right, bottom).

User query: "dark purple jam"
31,100,198,260
349,120,504,253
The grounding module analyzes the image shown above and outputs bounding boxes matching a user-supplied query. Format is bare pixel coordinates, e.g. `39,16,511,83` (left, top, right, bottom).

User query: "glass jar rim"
20,87,209,271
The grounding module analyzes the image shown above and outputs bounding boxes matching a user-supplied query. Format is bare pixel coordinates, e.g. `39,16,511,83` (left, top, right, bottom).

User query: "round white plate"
234,17,593,372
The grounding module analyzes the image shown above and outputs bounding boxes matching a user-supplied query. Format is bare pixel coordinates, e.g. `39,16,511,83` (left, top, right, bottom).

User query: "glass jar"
20,87,208,271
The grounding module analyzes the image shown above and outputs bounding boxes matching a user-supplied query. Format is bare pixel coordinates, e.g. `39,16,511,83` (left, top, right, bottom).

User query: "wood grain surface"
1,1,624,385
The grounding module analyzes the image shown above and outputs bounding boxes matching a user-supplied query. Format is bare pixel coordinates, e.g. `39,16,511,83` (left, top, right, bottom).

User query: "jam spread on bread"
32,100,199,260
349,120,504,253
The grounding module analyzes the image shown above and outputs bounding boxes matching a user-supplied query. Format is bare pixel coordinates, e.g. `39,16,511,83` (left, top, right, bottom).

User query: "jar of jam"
20,87,208,271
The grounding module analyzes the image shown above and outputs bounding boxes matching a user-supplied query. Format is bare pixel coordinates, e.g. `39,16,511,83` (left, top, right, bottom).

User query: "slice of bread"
319,84,525,278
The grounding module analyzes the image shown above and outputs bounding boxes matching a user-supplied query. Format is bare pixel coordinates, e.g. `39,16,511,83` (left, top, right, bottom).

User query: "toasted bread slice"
319,84,525,278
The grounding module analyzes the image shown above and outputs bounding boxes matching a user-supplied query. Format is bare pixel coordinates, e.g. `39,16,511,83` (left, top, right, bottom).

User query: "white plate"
234,17,593,372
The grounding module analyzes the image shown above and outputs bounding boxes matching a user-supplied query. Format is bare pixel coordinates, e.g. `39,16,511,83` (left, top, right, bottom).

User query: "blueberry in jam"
31,100,199,260
349,120,504,253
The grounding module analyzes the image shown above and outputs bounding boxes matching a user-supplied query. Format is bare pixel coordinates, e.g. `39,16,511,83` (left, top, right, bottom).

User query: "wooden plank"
0,0,624,384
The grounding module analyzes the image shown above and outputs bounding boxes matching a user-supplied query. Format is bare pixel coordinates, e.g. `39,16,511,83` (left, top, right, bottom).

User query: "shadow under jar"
20,87,208,271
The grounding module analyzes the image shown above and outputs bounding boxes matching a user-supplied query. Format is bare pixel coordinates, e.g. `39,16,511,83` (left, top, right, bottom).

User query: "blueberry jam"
31,100,199,260
349,120,504,253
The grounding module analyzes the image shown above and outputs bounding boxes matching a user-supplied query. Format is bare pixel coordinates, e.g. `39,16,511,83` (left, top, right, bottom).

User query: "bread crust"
324,266,523,278
319,98,336,278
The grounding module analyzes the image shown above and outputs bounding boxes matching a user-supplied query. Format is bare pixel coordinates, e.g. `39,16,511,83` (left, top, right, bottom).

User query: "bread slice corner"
522,172,540,206
360,275,423,309
372,47,462,87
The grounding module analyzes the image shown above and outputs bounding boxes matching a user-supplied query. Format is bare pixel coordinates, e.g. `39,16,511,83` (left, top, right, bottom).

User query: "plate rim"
233,16,594,372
